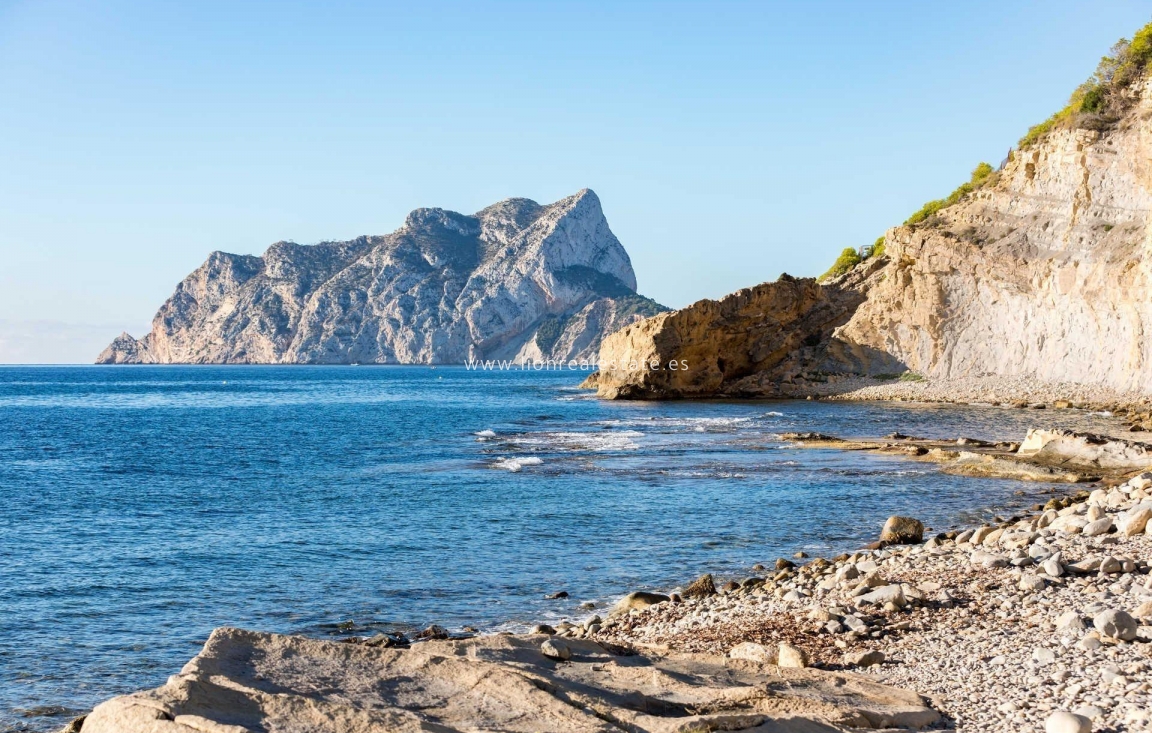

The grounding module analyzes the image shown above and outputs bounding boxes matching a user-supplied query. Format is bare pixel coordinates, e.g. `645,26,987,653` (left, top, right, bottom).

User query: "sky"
1,0,1149,363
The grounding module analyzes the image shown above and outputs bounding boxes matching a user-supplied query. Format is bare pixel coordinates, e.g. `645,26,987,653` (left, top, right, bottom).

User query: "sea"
0,365,1123,731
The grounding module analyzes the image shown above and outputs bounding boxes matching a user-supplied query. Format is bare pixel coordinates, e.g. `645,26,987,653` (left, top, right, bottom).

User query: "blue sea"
0,366,1122,731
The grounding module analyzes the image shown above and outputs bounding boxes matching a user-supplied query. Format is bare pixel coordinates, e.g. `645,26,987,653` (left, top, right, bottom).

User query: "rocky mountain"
589,27,1152,399
97,189,664,364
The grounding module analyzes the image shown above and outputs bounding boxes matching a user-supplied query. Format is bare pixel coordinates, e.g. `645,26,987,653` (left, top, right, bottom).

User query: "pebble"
844,649,885,668
540,638,571,661
1093,609,1138,641
777,642,808,668
1045,710,1091,733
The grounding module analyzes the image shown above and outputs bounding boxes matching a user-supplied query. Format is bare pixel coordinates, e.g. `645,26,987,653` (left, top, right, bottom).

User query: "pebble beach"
575,472,1152,732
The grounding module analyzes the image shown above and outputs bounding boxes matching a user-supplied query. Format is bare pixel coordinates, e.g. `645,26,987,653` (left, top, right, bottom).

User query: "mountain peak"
98,190,664,365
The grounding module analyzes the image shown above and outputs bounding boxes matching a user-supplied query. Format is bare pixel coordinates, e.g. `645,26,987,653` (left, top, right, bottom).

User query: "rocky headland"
587,28,1152,408
97,189,664,365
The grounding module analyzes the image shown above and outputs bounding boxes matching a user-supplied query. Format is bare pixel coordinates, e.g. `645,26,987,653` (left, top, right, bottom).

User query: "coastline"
583,469,1152,731
59,410,1152,732
782,375,1152,432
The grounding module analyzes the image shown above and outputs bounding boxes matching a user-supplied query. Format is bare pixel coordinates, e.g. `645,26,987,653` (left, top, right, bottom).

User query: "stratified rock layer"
591,81,1152,399
836,84,1152,394
78,628,939,733
97,189,664,364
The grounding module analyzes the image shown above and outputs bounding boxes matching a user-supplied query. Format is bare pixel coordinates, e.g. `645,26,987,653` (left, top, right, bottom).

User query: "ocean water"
0,365,1123,731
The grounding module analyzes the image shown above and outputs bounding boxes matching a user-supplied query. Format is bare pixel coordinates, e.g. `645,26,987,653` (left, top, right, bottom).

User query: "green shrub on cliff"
905,162,997,227
818,248,862,281
1020,21,1152,148
870,236,886,260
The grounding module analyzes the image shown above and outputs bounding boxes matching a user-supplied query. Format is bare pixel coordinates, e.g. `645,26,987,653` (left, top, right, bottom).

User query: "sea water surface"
0,366,1124,730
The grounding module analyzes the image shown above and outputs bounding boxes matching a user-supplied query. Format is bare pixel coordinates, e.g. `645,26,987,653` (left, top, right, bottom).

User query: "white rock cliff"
591,79,1152,399
97,189,664,364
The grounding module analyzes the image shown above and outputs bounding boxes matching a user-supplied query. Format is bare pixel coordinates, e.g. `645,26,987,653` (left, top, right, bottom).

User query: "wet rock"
415,625,451,641
364,632,410,648
531,624,556,635
545,591,569,600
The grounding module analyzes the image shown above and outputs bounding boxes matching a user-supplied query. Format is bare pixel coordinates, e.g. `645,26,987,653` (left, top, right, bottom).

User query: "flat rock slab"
79,628,939,733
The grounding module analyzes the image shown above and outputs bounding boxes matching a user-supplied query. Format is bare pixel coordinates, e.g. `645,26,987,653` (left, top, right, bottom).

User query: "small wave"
763,411,784,417
506,430,642,452
474,429,497,440
491,456,544,472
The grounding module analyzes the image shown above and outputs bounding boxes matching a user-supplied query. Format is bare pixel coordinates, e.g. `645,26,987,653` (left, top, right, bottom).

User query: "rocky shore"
579,473,1152,732
57,423,1152,733
798,375,1152,422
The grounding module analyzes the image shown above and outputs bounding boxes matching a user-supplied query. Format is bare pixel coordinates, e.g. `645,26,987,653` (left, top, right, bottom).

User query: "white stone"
1045,710,1091,733
1093,609,1138,641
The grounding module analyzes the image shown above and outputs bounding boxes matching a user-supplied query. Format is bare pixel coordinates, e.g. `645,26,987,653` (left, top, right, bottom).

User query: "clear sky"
1,0,1149,362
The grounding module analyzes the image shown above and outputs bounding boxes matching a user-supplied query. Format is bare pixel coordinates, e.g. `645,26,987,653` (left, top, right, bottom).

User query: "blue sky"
1,0,1149,362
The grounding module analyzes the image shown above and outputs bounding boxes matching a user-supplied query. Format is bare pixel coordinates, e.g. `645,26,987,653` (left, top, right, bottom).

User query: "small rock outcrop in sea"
76,628,939,732
587,28,1152,400
97,189,665,365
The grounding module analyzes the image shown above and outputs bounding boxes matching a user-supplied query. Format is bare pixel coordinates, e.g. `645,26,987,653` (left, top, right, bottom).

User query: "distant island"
97,189,664,365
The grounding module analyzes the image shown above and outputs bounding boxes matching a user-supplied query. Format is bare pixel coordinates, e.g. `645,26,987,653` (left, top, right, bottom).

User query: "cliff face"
833,81,1152,394
97,189,665,364
591,81,1152,398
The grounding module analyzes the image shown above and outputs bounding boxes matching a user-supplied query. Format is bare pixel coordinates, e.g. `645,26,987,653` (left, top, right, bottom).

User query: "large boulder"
879,516,924,545
608,591,671,617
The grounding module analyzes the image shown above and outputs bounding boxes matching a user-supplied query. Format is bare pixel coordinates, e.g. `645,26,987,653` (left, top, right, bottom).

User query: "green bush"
1020,21,1152,148
904,162,997,227
818,247,861,281
870,236,886,260
898,372,926,382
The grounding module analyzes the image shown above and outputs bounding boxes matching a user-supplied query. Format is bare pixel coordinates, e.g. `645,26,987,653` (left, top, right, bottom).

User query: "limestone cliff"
97,189,664,364
592,44,1152,399
831,83,1152,394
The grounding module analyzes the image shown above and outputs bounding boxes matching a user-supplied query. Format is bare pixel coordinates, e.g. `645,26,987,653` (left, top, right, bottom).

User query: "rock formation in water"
77,627,939,733
590,28,1152,399
97,189,664,364
587,275,864,399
